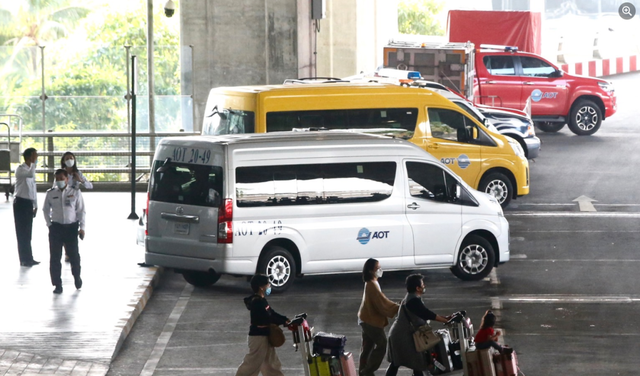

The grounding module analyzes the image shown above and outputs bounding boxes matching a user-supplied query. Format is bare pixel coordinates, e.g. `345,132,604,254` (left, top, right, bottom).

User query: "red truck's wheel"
568,99,602,136
535,122,564,133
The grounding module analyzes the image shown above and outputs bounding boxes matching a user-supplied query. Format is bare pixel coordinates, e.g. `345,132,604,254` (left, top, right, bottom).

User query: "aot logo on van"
357,228,390,245
441,154,470,169
531,89,558,102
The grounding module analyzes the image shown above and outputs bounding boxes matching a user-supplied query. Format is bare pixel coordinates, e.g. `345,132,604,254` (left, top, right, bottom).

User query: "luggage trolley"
0,114,23,201
287,313,313,376
0,121,12,201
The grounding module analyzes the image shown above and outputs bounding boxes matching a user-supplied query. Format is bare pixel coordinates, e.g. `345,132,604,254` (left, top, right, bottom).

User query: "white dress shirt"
14,162,38,209
43,185,86,230
67,171,93,190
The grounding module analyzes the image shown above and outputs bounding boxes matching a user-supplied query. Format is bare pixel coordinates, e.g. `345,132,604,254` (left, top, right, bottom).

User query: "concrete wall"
180,0,396,131
181,0,300,131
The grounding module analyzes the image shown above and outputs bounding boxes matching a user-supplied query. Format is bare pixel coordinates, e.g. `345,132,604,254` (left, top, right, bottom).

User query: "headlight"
598,81,614,92
508,139,525,158
526,123,535,137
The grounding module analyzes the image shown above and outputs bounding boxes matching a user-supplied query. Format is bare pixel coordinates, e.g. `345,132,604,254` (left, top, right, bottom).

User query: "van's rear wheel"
478,172,513,208
535,121,564,133
451,234,495,281
182,270,221,287
258,246,296,293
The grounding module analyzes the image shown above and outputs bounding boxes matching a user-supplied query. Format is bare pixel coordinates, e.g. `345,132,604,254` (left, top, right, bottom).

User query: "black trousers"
13,197,35,264
385,363,425,376
49,222,81,286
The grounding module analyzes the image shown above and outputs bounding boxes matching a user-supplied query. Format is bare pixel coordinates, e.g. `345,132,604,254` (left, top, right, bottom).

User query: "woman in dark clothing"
236,274,290,376
385,274,450,376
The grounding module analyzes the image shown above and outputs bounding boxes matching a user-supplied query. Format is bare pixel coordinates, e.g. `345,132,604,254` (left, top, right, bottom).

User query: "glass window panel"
236,162,396,207
483,56,515,76
150,161,223,207
520,57,556,77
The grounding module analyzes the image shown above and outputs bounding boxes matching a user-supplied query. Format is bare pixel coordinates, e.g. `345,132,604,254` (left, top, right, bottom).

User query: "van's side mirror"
472,127,478,139
455,184,462,199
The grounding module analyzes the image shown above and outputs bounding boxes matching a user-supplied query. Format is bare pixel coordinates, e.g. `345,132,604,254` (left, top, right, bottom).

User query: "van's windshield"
266,108,418,139
150,161,223,207
202,106,255,135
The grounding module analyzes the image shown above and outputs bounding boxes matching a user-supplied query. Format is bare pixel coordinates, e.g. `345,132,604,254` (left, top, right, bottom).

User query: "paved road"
108,71,640,376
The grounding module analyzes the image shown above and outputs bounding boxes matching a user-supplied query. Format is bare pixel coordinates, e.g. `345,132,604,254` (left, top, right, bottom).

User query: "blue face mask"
265,287,272,296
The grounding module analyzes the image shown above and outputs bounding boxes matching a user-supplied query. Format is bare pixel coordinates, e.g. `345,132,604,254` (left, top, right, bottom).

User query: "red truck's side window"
483,56,515,76
520,57,556,77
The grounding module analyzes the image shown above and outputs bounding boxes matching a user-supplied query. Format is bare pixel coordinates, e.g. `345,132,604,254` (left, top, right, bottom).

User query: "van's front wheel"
451,235,495,281
479,172,513,208
182,270,221,287
258,246,296,293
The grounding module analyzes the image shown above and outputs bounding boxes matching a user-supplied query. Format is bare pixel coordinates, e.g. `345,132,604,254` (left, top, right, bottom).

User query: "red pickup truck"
383,42,617,135
475,47,617,135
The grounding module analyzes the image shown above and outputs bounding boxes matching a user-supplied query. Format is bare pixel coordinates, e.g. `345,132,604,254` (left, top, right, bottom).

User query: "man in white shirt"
43,169,86,294
13,148,40,267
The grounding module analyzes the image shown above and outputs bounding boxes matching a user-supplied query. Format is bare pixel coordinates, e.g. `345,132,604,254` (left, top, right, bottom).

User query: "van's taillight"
218,198,233,243
145,191,150,236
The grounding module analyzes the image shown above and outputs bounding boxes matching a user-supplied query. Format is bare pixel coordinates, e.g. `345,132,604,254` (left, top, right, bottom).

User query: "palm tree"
0,0,89,84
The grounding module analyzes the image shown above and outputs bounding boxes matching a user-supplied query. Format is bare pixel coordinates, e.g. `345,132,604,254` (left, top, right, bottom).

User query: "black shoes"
20,260,40,267
74,276,83,289
53,285,63,294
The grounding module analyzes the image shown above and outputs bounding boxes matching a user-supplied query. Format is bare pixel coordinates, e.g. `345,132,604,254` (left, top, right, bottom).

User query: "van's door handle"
486,81,497,84
524,82,535,85
407,202,420,210
161,212,200,223
427,143,439,150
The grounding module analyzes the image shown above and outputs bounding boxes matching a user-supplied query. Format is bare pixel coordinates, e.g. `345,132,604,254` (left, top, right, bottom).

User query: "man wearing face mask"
43,169,86,294
236,274,290,376
13,148,40,267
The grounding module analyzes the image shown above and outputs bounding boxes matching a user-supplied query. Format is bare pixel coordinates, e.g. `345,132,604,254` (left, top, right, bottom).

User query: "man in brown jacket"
357,258,400,376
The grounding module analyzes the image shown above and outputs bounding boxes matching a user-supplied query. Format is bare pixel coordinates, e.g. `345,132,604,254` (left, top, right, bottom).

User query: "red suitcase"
493,349,518,376
339,352,357,376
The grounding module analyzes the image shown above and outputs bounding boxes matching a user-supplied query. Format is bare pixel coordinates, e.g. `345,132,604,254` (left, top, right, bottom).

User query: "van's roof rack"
283,77,349,84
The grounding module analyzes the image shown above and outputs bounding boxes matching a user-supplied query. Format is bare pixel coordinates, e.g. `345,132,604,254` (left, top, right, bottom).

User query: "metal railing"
2,128,199,184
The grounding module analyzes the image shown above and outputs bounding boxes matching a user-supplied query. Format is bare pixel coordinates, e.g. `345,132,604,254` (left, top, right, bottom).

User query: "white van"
144,132,510,292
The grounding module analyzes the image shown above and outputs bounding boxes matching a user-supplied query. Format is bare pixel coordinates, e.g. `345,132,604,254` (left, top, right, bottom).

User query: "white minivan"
144,131,510,292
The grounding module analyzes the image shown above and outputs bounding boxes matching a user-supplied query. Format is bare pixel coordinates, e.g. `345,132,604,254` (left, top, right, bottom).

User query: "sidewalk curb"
111,266,164,362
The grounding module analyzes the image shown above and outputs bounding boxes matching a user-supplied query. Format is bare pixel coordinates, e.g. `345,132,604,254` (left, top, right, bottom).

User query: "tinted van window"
236,162,396,207
151,162,223,207
406,161,458,203
266,108,418,138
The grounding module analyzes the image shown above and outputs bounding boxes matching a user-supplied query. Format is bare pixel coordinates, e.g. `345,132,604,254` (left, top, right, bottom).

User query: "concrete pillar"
316,0,397,78
181,0,299,132
180,0,395,131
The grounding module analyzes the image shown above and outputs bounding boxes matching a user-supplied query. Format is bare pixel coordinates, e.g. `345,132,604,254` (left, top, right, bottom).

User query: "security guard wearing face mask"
43,169,86,294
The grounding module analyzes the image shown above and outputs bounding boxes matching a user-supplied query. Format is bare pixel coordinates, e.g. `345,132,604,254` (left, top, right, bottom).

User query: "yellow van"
201,83,529,207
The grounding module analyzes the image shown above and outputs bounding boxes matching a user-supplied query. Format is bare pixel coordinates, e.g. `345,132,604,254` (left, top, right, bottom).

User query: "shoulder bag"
402,304,441,352
268,323,286,347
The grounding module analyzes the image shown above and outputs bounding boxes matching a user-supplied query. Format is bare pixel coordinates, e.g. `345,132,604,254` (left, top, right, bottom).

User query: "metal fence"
1,44,195,185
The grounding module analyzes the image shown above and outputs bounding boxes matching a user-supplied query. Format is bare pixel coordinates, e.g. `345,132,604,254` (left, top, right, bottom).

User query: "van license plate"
174,223,190,235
